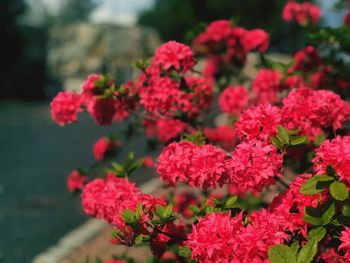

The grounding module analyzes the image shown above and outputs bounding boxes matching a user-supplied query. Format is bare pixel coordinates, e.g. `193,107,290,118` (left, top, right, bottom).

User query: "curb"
32,178,162,263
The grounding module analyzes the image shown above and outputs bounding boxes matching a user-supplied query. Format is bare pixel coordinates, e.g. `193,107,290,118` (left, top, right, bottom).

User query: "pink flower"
93,137,119,161
283,1,321,26
157,141,230,188
67,170,87,192
289,46,322,73
187,212,243,263
313,136,350,185
218,86,249,115
203,125,236,151
228,140,283,193
82,74,103,94
281,88,349,140
268,174,323,237
345,11,350,25
50,92,82,126
235,104,282,142
81,173,141,223
234,209,288,261
86,97,117,125
340,227,350,259
252,69,282,104
152,41,196,73
143,156,155,168
155,119,187,143
241,29,269,53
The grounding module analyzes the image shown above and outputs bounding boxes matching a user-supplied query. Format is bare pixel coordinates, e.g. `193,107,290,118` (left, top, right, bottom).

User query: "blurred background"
0,0,345,261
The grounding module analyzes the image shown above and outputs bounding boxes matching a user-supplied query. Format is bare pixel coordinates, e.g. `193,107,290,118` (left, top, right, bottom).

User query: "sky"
26,0,155,26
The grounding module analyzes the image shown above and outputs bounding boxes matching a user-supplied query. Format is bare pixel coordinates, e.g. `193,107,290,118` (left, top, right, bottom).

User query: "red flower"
157,141,230,188
67,170,87,192
218,86,249,115
187,212,243,263
152,41,196,73
228,140,283,194
93,137,120,161
86,98,116,125
50,92,82,126
340,227,350,259
313,136,350,186
155,119,187,143
235,104,282,142
283,1,321,26
203,125,236,151
252,69,282,104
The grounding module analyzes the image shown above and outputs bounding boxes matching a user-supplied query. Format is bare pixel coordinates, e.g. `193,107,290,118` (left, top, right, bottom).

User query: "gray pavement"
0,101,151,263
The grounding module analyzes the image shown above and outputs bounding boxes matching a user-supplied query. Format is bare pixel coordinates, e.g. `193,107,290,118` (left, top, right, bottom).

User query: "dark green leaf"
321,202,335,225
297,239,318,263
330,181,349,201
326,165,337,176
343,204,350,217
306,226,326,242
268,244,297,263
299,175,334,195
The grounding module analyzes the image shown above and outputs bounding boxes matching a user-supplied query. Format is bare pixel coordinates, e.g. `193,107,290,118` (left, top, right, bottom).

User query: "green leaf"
306,226,326,242
300,175,334,195
297,239,318,263
342,204,350,217
271,136,284,149
277,125,290,145
122,209,136,223
179,246,192,258
289,136,309,146
303,214,323,226
321,202,335,225
225,196,238,208
290,242,300,255
163,204,173,218
330,181,349,201
314,133,326,147
268,245,297,263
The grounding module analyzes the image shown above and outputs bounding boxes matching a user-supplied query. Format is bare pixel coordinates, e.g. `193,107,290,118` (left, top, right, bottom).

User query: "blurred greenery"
138,0,307,53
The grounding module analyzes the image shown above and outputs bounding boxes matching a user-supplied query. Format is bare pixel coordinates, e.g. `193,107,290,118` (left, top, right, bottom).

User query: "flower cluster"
157,141,230,188
313,136,350,185
138,42,213,119
50,92,82,126
193,19,269,82
282,1,321,26
235,103,282,142
218,86,249,115
228,139,283,194
252,69,282,104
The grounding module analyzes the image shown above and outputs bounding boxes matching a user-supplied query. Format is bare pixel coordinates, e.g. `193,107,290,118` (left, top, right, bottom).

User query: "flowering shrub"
51,1,350,262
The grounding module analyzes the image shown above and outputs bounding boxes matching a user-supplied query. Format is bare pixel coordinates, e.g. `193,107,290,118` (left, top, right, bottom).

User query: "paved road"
0,101,151,262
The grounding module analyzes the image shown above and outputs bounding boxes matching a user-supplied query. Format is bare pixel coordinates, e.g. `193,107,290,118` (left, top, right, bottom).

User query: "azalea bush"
51,1,350,262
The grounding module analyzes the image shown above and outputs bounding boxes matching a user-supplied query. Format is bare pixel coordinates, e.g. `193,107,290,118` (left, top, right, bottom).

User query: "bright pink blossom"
50,92,82,126
228,140,283,193
218,86,249,115
93,137,120,161
283,1,321,26
157,141,230,188
203,125,236,151
155,119,187,143
289,46,322,73
187,212,243,263
313,136,350,185
86,97,116,125
252,69,282,104
340,227,350,259
67,170,87,192
81,173,141,223
152,41,196,73
235,104,282,142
